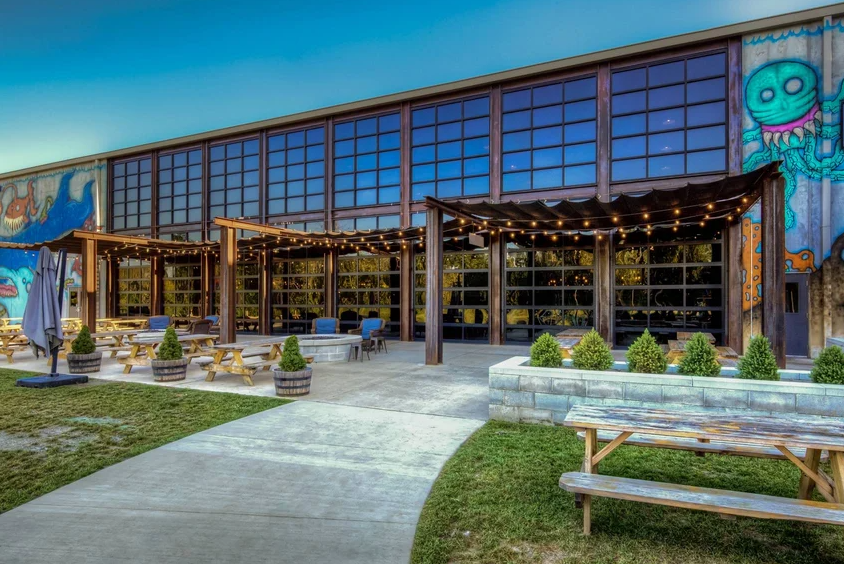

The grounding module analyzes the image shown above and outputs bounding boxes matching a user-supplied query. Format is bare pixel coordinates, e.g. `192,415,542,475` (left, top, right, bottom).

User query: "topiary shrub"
811,346,844,385
156,327,184,361
71,325,96,355
626,329,667,374
530,332,562,368
737,334,780,381
571,329,614,371
279,335,307,372
678,332,720,377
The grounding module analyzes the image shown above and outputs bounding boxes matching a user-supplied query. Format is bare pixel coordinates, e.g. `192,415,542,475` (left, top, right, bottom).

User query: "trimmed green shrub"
71,325,96,355
626,329,667,374
279,335,307,372
571,329,614,371
811,346,844,385
737,334,779,381
530,333,562,368
678,332,720,377
156,327,184,361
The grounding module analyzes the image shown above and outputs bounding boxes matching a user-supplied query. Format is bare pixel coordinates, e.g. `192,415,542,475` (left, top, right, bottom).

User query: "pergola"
0,230,215,330
423,163,786,366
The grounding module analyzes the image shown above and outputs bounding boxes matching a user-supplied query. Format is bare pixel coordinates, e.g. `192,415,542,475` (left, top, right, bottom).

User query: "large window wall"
163,259,202,318
610,52,727,181
411,96,490,200
267,127,325,216
214,262,260,332
209,138,260,219
158,149,202,226
271,252,325,334
339,252,401,336
117,259,150,316
333,113,401,208
505,236,595,342
614,228,724,346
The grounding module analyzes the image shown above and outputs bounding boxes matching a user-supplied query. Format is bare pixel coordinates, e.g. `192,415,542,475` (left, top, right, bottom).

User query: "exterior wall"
0,163,106,317
489,357,844,424
742,18,844,354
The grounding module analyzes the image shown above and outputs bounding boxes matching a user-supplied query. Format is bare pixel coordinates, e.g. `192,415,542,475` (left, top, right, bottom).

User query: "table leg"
583,428,597,536
798,448,822,500
123,345,139,374
205,350,225,382
831,451,844,504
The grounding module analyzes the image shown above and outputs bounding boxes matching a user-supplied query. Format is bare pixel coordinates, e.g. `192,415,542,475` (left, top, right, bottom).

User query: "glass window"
611,52,727,181
209,139,260,219
157,149,202,227
267,126,325,216
271,251,326,335
411,96,490,200
112,157,153,231
334,113,401,207
338,251,401,337
502,77,597,192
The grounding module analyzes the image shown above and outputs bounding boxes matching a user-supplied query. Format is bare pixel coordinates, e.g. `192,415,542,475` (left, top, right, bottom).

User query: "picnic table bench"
118,333,218,374
666,340,738,365
560,405,844,535
0,331,28,363
200,337,308,386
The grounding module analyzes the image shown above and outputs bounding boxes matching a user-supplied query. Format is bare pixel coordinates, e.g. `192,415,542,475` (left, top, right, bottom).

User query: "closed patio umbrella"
22,246,64,358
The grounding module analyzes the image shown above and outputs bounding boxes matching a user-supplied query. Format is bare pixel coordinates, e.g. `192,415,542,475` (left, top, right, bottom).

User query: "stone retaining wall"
489,357,844,424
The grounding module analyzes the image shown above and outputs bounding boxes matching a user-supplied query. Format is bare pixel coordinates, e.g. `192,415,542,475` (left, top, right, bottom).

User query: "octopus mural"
0,165,103,317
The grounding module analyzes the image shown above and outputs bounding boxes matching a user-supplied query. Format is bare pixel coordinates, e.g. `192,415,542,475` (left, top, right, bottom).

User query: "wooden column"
762,174,786,367
726,220,744,354
220,226,237,344
325,247,339,318
400,243,413,341
81,238,97,330
105,257,119,318
259,249,272,335
201,251,215,317
150,255,164,316
425,208,443,365
595,235,613,346
489,231,503,345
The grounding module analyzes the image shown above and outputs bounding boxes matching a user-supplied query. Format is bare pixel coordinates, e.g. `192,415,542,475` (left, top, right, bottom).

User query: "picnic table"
201,337,299,386
56,329,143,360
0,331,28,363
118,333,218,374
98,318,149,331
557,328,591,337
666,339,739,365
677,331,715,343
560,405,844,535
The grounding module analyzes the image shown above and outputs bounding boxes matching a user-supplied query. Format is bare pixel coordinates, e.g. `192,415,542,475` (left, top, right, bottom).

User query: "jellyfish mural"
742,60,844,231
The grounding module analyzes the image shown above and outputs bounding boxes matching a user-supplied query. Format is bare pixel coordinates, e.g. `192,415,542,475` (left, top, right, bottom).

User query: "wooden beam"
259,249,272,335
325,247,339,319
81,238,97,331
595,235,613,345
220,226,237,344
591,431,632,466
106,257,119,318
489,86,502,202
201,252,215,318
762,174,786,367
775,446,835,503
727,220,743,353
150,255,164,316
489,231,503,345
400,244,413,341
425,208,443,365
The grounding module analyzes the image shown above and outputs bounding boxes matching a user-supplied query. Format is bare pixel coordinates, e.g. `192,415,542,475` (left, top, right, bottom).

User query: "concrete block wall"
489,357,844,424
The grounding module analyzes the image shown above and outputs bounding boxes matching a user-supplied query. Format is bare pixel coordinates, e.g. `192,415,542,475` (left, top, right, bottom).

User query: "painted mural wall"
0,163,105,318
743,18,844,353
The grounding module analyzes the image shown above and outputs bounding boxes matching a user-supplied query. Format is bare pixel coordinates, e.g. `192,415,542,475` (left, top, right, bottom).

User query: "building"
1,4,843,357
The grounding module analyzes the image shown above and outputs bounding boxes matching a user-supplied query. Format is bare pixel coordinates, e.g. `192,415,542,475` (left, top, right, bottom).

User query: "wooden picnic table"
119,333,218,374
0,331,27,363
201,337,294,386
560,405,844,534
557,328,591,337
98,318,149,331
677,331,715,343
57,329,143,360
667,340,738,365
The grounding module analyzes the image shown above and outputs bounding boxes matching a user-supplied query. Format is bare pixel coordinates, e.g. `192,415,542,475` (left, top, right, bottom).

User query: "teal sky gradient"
0,0,837,173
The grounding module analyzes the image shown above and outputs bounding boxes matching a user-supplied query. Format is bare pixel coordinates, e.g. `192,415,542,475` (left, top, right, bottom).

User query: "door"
785,273,809,357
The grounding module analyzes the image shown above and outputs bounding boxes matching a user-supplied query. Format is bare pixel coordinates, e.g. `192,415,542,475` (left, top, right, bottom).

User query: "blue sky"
0,0,836,174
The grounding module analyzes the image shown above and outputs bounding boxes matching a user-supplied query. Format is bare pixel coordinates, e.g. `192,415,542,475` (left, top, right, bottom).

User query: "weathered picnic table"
560,404,844,535
118,333,218,374
677,331,715,343
98,318,150,331
0,331,27,363
201,337,306,386
56,329,143,361
666,339,739,365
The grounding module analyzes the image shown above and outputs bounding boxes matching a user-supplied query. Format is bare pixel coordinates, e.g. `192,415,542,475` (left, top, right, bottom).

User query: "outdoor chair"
311,317,340,335
348,318,387,354
205,315,220,334
189,319,212,334
148,315,171,331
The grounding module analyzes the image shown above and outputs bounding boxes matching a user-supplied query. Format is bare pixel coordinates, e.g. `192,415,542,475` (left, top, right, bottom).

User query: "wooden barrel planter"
151,358,188,382
272,367,312,396
67,352,102,374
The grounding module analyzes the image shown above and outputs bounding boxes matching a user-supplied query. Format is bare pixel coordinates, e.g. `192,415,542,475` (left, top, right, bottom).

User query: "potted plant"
67,325,102,373
272,335,312,396
151,327,188,382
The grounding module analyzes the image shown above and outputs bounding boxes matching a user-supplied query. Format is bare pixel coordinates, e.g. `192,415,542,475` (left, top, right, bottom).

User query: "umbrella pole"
51,248,68,377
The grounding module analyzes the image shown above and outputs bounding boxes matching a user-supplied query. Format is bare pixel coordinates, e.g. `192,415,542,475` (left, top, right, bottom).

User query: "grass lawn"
0,368,287,513
411,421,844,564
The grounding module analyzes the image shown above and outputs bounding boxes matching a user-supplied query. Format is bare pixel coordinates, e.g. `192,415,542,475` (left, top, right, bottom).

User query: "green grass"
0,368,287,513
411,421,844,564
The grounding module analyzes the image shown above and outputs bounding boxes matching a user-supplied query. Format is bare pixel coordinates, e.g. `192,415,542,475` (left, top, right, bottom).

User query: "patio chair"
148,315,171,331
311,317,340,335
189,319,212,335
349,318,387,354
205,315,220,334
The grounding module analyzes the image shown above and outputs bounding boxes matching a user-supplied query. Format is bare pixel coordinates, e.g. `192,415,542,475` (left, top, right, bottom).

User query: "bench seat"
559,472,844,526
577,430,828,461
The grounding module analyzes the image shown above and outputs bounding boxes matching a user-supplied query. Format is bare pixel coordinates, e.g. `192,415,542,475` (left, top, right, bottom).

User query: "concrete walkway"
0,342,522,564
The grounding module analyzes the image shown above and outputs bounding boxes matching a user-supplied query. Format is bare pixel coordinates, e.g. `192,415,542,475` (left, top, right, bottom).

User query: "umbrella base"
15,374,89,388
